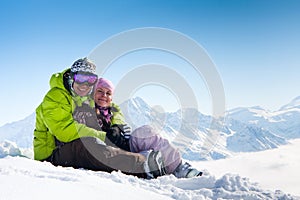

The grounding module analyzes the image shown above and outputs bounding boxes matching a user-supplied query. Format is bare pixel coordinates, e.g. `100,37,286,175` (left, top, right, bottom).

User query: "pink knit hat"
95,78,115,94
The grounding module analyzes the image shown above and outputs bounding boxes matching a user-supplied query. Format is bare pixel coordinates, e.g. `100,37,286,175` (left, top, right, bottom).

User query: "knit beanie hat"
70,57,96,74
95,78,115,94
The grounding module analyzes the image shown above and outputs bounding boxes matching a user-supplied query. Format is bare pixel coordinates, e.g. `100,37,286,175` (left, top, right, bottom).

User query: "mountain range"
1,96,300,161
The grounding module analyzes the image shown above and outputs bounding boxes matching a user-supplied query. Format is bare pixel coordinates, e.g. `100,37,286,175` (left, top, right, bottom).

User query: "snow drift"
0,140,298,200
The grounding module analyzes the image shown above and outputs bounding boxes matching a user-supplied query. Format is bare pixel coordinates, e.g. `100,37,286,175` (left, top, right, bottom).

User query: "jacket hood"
49,68,70,91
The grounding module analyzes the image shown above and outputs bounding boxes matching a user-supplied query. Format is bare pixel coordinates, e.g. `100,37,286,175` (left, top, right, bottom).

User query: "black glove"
116,124,131,140
105,124,130,151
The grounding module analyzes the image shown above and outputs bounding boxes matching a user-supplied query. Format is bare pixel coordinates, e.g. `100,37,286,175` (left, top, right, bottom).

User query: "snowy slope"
197,139,300,198
0,140,297,200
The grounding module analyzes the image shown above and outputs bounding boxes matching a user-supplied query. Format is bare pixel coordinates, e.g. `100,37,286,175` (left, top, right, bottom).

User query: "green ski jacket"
33,69,125,160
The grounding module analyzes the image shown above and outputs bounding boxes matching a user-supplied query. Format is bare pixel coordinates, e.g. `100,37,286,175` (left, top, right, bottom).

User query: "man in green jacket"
33,57,165,178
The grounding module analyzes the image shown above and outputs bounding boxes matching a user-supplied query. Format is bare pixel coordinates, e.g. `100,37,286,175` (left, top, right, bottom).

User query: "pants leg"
49,137,146,178
129,125,182,174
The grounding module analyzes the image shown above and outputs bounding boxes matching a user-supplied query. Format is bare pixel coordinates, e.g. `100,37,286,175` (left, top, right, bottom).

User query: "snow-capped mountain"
1,96,300,160
226,119,287,152
280,96,300,110
227,96,300,139
0,113,35,148
119,97,293,158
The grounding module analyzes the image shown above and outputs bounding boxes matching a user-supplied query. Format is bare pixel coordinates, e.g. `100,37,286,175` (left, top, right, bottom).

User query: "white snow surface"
197,139,300,198
0,140,299,200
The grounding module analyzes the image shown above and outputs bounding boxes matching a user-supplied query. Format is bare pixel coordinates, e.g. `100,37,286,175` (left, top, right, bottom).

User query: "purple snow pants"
129,125,181,174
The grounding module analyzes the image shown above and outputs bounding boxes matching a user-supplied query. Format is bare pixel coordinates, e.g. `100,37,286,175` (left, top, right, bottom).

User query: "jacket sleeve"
41,88,107,142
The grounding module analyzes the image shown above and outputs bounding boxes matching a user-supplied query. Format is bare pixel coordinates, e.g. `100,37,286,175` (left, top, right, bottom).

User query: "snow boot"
144,150,166,179
173,162,203,178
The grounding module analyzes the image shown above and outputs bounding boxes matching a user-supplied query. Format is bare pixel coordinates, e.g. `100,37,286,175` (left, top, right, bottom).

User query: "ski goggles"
73,73,98,86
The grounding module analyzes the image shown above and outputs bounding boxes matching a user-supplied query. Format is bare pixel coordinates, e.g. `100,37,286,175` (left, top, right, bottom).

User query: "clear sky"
0,0,299,126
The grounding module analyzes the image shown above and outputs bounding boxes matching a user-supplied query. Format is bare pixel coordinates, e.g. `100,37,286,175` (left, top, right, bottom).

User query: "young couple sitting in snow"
33,57,202,179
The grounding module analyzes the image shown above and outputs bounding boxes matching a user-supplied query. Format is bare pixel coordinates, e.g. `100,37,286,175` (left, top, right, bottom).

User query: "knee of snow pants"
129,125,182,174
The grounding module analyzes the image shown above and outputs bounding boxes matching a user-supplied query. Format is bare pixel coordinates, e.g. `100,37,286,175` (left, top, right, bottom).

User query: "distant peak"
279,96,300,110
228,106,256,113
291,96,300,104
250,106,264,110
132,96,146,102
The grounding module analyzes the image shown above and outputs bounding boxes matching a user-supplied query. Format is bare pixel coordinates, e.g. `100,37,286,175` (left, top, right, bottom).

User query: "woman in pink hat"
94,78,202,178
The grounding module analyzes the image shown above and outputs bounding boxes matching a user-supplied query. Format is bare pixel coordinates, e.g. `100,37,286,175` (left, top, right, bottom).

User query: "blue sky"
0,0,300,126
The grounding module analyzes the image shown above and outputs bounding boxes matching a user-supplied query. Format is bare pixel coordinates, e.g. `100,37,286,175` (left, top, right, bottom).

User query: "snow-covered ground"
196,139,300,197
0,140,299,200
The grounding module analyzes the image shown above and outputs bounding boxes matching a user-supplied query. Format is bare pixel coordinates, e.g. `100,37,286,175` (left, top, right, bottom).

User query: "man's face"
73,82,93,97
72,72,97,96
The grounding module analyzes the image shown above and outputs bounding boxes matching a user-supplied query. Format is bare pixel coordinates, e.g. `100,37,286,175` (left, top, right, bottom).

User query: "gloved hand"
105,124,130,151
116,124,131,140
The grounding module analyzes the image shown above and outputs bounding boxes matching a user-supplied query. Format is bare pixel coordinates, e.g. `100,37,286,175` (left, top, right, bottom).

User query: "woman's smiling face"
94,87,113,107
